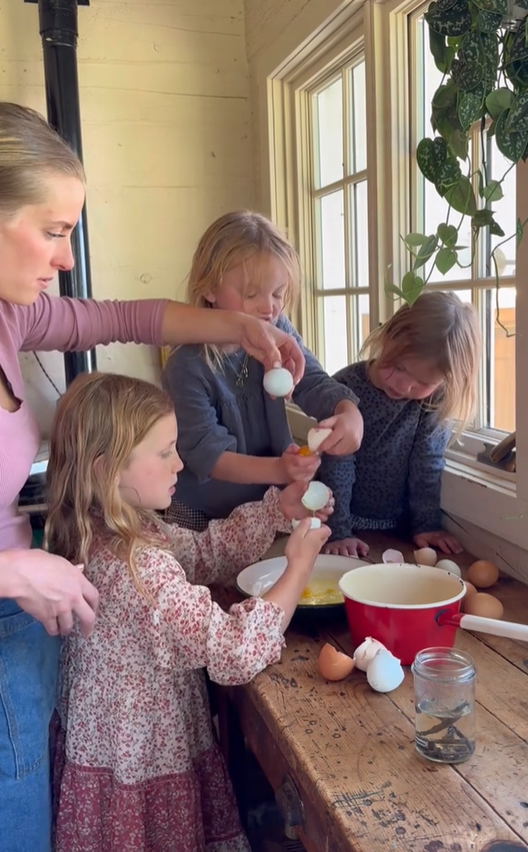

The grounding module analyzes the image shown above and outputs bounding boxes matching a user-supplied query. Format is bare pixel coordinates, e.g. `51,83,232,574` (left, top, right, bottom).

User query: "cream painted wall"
1,0,253,436
244,0,355,213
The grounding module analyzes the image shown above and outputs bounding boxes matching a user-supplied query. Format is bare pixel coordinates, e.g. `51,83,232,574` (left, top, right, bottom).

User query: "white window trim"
385,0,528,547
268,0,528,550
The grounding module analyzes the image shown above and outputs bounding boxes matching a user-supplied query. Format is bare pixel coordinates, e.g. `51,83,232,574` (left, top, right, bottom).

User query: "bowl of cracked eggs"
236,553,369,615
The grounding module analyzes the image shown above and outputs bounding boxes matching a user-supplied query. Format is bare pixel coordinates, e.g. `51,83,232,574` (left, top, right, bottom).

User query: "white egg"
382,549,404,564
301,481,330,512
414,547,437,567
292,517,321,530
307,427,333,454
435,558,462,577
353,637,387,672
366,649,404,693
263,368,294,398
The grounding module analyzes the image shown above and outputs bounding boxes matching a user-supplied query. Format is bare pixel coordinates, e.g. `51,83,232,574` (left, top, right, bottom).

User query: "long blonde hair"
361,291,480,432
0,102,85,217
44,372,175,599
185,210,301,370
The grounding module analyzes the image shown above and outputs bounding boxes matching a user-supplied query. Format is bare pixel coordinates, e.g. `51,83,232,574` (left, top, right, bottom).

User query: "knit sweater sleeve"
407,412,451,535
274,315,359,418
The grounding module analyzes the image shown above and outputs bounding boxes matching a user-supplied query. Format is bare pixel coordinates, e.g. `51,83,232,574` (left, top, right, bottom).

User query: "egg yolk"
300,582,343,606
298,445,313,457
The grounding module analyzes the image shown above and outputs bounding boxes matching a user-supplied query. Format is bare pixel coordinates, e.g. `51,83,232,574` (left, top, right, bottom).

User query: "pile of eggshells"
318,638,404,693
383,546,503,618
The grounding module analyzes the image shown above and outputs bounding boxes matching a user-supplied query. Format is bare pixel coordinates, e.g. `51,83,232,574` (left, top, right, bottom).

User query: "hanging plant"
389,0,528,311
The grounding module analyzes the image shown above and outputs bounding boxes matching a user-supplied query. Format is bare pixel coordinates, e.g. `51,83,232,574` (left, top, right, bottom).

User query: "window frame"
267,0,528,550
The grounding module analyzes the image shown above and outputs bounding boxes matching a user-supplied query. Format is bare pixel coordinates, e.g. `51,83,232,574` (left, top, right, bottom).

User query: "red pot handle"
436,608,528,642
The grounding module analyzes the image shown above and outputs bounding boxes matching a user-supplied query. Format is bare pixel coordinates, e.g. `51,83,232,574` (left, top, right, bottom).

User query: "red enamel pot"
338,562,528,666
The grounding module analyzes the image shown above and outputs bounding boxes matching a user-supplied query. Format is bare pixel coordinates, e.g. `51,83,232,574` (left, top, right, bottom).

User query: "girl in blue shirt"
320,291,480,558
162,210,363,530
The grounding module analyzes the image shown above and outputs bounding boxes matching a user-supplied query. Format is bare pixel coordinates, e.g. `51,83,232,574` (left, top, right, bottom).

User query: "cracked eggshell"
318,643,355,681
382,549,404,564
435,558,461,577
414,547,437,567
307,427,333,454
301,481,330,512
292,517,321,530
353,637,387,672
366,649,404,693
262,368,294,398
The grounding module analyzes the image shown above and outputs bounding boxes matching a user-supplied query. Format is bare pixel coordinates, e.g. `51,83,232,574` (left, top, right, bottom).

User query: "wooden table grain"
217,533,528,852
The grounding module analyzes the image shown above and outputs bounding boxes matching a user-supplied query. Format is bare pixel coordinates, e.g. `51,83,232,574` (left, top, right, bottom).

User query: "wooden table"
217,533,528,852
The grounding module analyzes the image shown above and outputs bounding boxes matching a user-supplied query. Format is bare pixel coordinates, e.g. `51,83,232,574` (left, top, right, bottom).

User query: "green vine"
391,0,528,323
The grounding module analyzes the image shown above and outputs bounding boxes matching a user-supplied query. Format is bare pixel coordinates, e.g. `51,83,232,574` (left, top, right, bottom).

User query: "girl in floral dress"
45,371,332,852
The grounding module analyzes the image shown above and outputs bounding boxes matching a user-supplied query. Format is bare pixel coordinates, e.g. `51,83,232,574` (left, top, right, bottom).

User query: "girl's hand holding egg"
279,480,334,523
280,443,321,484
285,517,331,570
315,402,364,456
263,367,295,399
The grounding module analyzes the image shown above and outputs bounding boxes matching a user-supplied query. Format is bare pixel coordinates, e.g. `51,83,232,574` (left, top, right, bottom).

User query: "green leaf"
449,129,469,159
472,209,494,227
436,247,458,274
413,235,439,270
471,0,507,12
417,138,439,183
495,108,528,162
459,89,484,130
435,157,462,191
460,31,484,66
401,271,424,305
385,283,405,300
404,233,429,249
425,0,472,36
429,28,450,73
456,61,484,91
486,88,514,120
476,9,503,31
481,179,504,202
432,136,448,163
489,218,505,236
432,82,458,110
443,176,477,215
517,217,524,246
506,91,528,133
437,223,458,245
431,0,459,11
481,32,500,82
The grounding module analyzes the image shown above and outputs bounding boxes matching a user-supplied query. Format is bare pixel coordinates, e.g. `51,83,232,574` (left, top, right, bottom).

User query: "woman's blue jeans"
0,599,60,852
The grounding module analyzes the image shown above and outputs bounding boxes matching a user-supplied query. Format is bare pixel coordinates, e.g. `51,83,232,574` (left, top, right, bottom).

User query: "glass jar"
411,647,476,764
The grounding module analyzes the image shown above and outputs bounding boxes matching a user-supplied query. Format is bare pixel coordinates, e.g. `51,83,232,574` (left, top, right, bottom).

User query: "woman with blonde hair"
46,371,331,851
162,209,363,531
0,102,304,852
320,290,480,558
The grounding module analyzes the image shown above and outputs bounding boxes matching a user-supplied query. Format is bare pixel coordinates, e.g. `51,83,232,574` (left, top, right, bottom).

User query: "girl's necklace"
234,353,249,387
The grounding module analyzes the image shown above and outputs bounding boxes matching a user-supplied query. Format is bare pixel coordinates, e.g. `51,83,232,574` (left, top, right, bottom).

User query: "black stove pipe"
38,0,96,382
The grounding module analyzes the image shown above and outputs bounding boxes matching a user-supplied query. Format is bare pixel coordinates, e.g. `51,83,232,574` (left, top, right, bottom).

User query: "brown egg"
463,592,504,619
461,581,478,612
467,559,499,589
318,643,355,681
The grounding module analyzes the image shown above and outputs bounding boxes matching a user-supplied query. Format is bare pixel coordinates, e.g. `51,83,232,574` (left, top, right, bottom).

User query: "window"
309,60,371,375
411,10,517,436
267,0,528,550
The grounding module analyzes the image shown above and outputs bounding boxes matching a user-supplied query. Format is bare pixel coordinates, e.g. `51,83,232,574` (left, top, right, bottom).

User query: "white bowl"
237,554,368,609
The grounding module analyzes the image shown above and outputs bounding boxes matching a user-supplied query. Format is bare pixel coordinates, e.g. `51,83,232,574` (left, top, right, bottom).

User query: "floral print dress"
54,488,289,852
